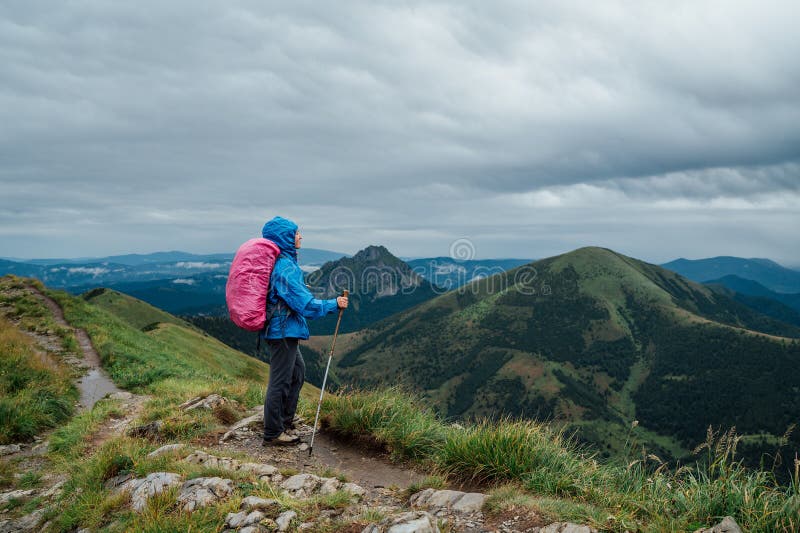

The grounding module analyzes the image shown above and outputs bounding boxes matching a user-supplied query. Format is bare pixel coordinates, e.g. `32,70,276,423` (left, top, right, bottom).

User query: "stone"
221,412,263,442
179,394,227,411
0,509,45,532
426,489,465,508
240,496,281,513
409,488,435,507
299,523,315,530
109,391,133,401
385,511,439,533
104,473,134,490
451,492,486,513
319,477,342,495
225,510,265,529
240,462,279,478
342,482,367,498
176,477,234,512
281,473,321,496
298,443,309,451
0,489,36,506
41,479,67,499
116,472,183,513
0,444,22,456
240,527,261,533
224,511,249,529
693,517,743,533
147,443,184,457
276,510,297,531
127,420,163,439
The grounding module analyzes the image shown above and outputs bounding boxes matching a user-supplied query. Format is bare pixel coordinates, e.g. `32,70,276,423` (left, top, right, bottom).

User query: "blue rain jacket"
261,216,339,340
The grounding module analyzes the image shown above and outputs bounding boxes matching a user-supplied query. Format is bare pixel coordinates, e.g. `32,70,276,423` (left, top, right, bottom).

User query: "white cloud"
175,262,226,269
67,267,109,276
172,278,195,285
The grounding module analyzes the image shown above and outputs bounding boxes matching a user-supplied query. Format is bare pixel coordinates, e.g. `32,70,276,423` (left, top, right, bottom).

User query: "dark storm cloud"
0,1,798,263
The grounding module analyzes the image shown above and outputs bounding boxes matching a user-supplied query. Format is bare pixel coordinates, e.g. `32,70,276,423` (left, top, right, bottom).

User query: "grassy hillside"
320,388,800,532
332,247,800,468
0,277,81,443
2,274,798,532
82,287,193,330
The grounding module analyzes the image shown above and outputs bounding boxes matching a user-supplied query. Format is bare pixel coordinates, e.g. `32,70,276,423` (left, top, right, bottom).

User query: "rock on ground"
224,510,266,529
0,509,46,533
182,450,281,484
0,489,37,506
147,443,184,457
276,510,297,531
179,394,228,411
115,472,183,512
0,444,22,456
693,516,743,533
410,488,486,513
176,476,235,512
363,511,440,533
221,411,264,442
127,420,163,440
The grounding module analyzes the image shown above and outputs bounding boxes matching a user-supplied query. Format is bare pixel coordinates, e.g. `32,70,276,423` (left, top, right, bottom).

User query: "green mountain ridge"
331,246,800,467
306,245,441,335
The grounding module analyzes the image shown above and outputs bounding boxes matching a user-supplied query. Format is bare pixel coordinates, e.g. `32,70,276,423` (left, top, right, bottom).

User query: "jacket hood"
261,216,298,261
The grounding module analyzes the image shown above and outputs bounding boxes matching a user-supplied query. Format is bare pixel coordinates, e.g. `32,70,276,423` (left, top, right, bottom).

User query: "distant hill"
305,245,441,335
662,256,800,293
3,248,346,267
703,275,800,327
406,257,533,289
331,246,800,465
0,248,347,292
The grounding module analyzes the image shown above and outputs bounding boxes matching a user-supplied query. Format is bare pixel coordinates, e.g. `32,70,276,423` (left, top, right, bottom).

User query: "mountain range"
322,246,800,469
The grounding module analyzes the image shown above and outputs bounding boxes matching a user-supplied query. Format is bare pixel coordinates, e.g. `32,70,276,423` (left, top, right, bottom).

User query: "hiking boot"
262,432,299,446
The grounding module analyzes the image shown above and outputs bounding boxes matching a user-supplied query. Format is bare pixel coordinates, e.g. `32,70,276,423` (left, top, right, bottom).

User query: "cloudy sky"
1,1,798,266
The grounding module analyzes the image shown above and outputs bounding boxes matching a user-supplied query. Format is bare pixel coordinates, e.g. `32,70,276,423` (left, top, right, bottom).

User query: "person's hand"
336,296,349,309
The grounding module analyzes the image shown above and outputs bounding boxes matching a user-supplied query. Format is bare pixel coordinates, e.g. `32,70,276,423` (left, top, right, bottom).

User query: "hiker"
260,216,348,445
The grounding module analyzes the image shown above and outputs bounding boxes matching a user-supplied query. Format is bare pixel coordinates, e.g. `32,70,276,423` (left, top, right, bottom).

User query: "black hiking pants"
263,337,305,439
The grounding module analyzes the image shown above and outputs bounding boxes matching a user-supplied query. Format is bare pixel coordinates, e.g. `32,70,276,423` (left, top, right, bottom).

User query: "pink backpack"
226,238,281,331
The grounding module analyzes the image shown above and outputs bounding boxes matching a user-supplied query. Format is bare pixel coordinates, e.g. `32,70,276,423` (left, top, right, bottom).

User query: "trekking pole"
309,289,348,456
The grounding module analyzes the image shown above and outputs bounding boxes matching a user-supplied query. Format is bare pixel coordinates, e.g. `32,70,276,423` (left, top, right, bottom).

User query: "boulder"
224,510,265,529
221,412,263,442
386,512,440,533
176,477,234,512
240,495,281,513
127,420,163,440
281,473,322,497
0,489,36,506
182,450,280,483
693,517,743,533
179,394,228,411
147,443,184,457
116,472,182,512
0,444,22,456
276,510,298,531
109,391,133,401
451,492,486,513
342,482,367,498
409,489,486,514
0,509,45,532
